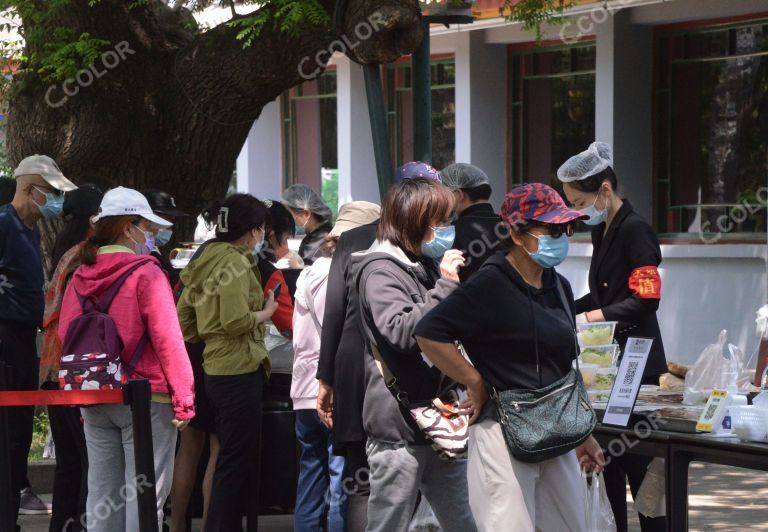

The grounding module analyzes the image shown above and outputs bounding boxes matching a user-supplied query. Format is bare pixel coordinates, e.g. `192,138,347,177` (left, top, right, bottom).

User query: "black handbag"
491,277,596,463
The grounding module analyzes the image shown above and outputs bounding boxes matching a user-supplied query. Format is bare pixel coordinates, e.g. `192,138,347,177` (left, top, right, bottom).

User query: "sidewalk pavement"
20,463,768,531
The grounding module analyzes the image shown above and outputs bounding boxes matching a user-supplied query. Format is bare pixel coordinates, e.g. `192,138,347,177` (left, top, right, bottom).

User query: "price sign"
602,337,654,427
696,390,730,432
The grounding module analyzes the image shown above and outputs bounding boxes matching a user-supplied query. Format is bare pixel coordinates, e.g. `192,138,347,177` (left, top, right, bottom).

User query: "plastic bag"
409,496,441,532
757,305,768,340
635,458,666,518
683,330,729,404
584,472,616,532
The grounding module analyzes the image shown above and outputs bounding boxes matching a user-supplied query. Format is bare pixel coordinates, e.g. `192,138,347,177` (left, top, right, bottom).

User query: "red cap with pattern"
501,183,587,227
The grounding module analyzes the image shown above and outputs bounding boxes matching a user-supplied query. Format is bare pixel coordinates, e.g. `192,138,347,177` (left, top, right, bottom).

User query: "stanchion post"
0,362,13,532
125,379,158,532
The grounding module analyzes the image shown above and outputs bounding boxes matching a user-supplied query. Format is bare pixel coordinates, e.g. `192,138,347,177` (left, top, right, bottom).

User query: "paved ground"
20,463,768,531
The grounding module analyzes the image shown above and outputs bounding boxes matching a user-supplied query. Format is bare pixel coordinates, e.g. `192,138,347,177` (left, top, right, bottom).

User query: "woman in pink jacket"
58,187,195,532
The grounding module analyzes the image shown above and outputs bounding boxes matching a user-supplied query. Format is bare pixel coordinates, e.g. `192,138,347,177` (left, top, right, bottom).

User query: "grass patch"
29,409,49,461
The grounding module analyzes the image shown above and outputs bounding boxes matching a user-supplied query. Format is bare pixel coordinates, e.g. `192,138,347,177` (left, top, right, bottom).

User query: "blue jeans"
294,409,347,532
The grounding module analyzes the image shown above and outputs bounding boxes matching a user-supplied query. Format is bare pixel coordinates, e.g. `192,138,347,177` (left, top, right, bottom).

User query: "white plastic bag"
635,458,666,518
584,472,616,532
683,330,729,404
409,496,441,532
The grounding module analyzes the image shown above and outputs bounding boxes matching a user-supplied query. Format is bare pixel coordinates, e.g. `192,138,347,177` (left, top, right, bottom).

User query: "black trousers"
604,453,667,532
0,321,39,527
42,381,88,532
340,440,370,532
205,369,264,532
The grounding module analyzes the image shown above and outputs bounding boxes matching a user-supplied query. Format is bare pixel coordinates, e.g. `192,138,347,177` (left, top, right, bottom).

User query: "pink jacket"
59,250,195,420
291,257,331,410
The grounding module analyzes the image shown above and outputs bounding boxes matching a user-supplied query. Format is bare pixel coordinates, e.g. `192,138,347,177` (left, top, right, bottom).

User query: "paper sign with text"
602,337,654,427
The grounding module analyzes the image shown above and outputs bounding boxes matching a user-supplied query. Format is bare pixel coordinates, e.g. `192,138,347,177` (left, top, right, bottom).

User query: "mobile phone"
272,282,283,299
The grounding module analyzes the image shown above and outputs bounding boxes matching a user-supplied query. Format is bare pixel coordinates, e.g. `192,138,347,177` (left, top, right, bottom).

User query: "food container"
577,321,618,347
593,368,617,391
731,405,768,442
579,345,620,368
579,363,599,388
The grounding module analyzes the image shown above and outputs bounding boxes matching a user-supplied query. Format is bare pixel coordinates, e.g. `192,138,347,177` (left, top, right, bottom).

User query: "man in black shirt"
441,163,503,282
1,155,76,528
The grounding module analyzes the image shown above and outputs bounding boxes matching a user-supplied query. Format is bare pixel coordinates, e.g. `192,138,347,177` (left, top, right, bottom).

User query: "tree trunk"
7,0,423,263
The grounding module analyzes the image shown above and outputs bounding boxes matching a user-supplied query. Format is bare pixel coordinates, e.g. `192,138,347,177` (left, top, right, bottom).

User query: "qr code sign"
704,402,719,419
623,361,639,387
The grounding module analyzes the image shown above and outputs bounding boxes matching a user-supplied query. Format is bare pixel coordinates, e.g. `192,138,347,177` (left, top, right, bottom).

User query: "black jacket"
575,200,667,379
452,203,503,282
416,253,578,392
299,221,332,266
317,222,378,447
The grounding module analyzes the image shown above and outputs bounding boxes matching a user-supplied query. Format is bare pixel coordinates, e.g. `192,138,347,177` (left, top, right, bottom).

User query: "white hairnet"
441,163,490,190
557,141,614,183
281,184,332,222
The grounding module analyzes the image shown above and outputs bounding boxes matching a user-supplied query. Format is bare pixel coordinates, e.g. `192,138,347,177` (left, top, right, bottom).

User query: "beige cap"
13,155,77,192
328,201,381,238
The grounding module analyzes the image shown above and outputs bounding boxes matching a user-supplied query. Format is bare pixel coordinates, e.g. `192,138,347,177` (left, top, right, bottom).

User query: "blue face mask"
421,225,456,259
32,186,64,219
155,228,173,247
526,233,569,269
580,190,608,226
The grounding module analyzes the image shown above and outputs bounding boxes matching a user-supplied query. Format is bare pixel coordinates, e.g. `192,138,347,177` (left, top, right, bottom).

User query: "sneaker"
18,487,52,515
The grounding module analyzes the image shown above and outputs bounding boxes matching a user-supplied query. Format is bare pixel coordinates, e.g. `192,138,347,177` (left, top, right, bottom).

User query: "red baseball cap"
501,183,587,227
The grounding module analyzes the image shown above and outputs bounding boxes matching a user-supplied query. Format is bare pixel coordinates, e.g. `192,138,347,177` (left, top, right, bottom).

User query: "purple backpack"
59,260,152,391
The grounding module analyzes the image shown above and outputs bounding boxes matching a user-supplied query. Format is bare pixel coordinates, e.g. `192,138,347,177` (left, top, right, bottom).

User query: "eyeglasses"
32,184,63,198
529,223,575,239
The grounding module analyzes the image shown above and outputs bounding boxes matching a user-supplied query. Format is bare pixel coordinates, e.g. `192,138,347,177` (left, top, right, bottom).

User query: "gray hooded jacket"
352,240,459,444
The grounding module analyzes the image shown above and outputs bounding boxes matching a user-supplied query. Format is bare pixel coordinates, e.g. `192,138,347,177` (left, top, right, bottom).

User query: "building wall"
234,0,768,367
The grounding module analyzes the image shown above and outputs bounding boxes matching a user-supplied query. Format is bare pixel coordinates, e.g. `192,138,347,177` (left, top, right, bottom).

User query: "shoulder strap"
555,275,575,328
555,275,581,366
102,259,154,377
98,260,154,313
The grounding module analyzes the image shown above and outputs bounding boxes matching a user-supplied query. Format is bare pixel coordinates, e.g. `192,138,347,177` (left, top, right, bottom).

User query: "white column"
453,29,509,208
336,55,380,206
595,9,653,220
236,100,284,201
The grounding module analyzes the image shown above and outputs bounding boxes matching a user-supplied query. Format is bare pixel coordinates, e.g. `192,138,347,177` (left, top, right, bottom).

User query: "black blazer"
575,200,667,379
317,222,379,448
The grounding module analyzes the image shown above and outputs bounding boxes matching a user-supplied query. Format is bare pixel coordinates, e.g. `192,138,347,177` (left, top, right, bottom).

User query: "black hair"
51,185,105,273
462,184,492,202
568,167,618,194
0,176,15,205
201,193,271,243
262,201,295,263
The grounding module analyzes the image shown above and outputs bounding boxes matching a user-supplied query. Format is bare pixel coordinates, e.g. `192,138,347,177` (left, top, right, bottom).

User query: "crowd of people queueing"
0,141,667,532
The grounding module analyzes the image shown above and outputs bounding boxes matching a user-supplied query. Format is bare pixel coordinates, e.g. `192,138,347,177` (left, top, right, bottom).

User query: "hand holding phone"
272,281,283,300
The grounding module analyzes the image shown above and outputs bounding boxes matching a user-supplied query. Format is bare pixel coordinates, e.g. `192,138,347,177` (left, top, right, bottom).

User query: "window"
656,20,768,237
281,70,338,217
385,57,456,170
509,43,596,190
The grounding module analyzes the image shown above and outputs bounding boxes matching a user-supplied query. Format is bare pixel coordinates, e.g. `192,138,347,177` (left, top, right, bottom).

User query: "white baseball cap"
13,154,77,192
91,186,172,227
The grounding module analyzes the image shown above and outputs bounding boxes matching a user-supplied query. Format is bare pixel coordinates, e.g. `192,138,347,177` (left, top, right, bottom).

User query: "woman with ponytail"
176,193,278,532
58,187,195,532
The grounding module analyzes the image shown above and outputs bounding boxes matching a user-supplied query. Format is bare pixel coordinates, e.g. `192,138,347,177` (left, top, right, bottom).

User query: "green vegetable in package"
580,325,613,346
581,348,614,368
593,373,616,391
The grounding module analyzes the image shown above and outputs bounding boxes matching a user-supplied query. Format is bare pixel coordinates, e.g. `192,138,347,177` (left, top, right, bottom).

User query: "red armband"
628,266,661,300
